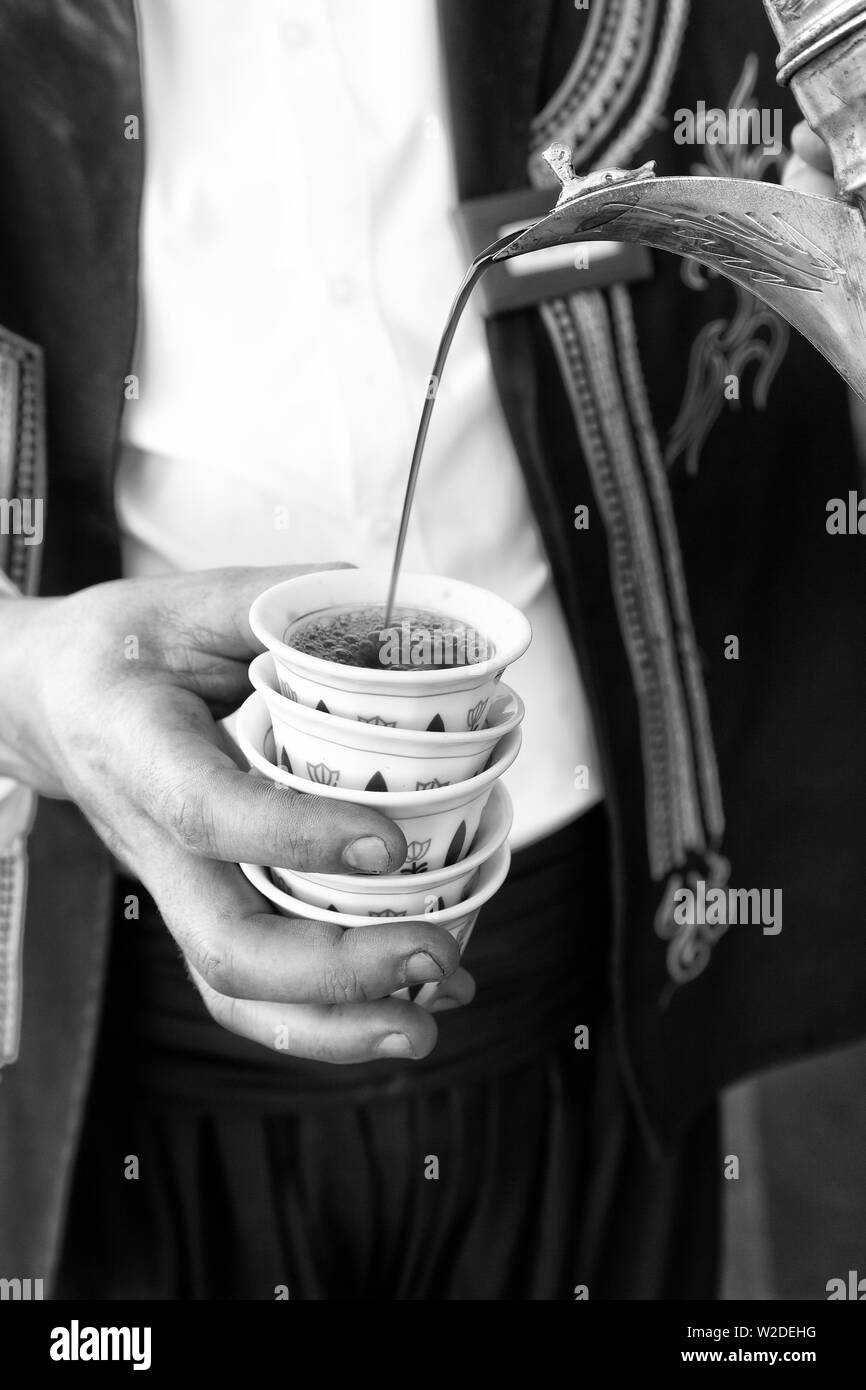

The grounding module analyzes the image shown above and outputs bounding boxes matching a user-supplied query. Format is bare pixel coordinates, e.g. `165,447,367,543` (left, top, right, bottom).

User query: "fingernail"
375,1033,415,1058
430,997,461,1014
343,836,392,873
403,951,444,986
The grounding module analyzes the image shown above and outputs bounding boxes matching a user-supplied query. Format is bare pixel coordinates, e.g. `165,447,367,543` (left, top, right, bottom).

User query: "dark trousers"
56,808,720,1300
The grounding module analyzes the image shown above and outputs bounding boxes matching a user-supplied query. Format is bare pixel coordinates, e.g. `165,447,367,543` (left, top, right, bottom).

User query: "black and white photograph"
1,0,865,1349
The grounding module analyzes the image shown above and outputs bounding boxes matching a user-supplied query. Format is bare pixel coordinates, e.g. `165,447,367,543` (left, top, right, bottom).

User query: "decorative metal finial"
541,142,656,207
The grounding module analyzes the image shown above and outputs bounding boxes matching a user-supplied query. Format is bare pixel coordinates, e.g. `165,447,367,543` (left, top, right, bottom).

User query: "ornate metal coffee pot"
495,1,866,403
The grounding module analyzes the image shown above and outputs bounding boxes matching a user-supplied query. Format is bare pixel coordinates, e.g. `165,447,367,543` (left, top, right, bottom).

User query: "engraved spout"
494,1,866,405
492,157,866,402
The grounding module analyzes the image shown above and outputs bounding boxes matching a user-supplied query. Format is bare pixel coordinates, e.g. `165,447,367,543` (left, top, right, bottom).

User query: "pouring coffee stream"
383,230,519,628
384,0,866,627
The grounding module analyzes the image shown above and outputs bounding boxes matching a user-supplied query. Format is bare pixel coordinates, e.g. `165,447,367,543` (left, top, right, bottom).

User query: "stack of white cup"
236,569,531,1008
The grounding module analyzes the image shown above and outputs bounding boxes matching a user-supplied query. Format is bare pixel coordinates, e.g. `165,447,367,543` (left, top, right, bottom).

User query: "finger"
138,689,407,871
189,966,442,1063
783,152,835,198
154,856,463,1002
790,120,833,175
424,965,477,1014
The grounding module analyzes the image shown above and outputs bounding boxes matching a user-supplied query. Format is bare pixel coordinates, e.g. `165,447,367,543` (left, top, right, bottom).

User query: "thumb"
790,120,833,175
159,563,354,662
135,684,407,873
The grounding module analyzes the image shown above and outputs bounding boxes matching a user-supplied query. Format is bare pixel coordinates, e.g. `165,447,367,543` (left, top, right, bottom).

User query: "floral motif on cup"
374,909,408,917
416,778,448,790
358,714,397,726
306,761,340,786
279,679,299,701
401,838,431,875
466,698,489,731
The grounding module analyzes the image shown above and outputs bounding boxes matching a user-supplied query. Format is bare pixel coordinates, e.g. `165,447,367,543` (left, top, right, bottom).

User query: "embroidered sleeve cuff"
0,569,37,1066
0,570,36,843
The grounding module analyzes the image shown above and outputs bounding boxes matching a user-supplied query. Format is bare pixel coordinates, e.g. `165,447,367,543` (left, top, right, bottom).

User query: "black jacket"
1,0,864,1285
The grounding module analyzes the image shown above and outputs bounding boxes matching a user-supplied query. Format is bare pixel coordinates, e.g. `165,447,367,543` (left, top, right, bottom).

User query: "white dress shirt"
118,0,603,847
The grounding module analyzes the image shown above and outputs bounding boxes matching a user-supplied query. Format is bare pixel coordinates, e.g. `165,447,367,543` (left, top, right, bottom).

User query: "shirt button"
280,20,311,48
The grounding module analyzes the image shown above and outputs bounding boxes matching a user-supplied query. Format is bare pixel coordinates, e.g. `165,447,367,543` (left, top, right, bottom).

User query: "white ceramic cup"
249,651,524,794
241,842,512,1009
248,568,532,732
271,781,513,915
235,691,521,871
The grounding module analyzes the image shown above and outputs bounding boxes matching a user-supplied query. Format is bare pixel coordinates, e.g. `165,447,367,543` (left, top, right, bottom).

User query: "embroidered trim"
531,0,658,179
665,54,791,475
653,849,731,983
0,326,46,596
596,0,690,168
609,284,725,846
0,835,28,1068
540,293,707,878
530,0,612,144
0,325,45,1064
538,287,729,977
528,0,730,984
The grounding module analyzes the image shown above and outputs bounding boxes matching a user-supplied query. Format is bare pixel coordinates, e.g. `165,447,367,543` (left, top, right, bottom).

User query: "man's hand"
784,119,835,197
784,122,866,474
0,567,473,1061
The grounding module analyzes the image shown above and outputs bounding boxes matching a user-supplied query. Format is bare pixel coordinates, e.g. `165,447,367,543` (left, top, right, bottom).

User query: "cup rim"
241,841,512,927
235,691,521,808
283,781,513,891
249,651,525,748
248,568,532,689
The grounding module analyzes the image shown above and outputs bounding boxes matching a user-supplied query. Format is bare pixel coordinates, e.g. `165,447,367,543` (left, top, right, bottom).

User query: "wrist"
0,592,66,790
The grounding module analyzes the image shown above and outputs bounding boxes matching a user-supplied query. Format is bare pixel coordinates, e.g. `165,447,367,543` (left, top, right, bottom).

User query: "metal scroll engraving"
494,174,866,403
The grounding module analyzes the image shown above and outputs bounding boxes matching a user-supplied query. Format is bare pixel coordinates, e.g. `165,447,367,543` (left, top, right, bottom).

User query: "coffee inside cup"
285,604,494,671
